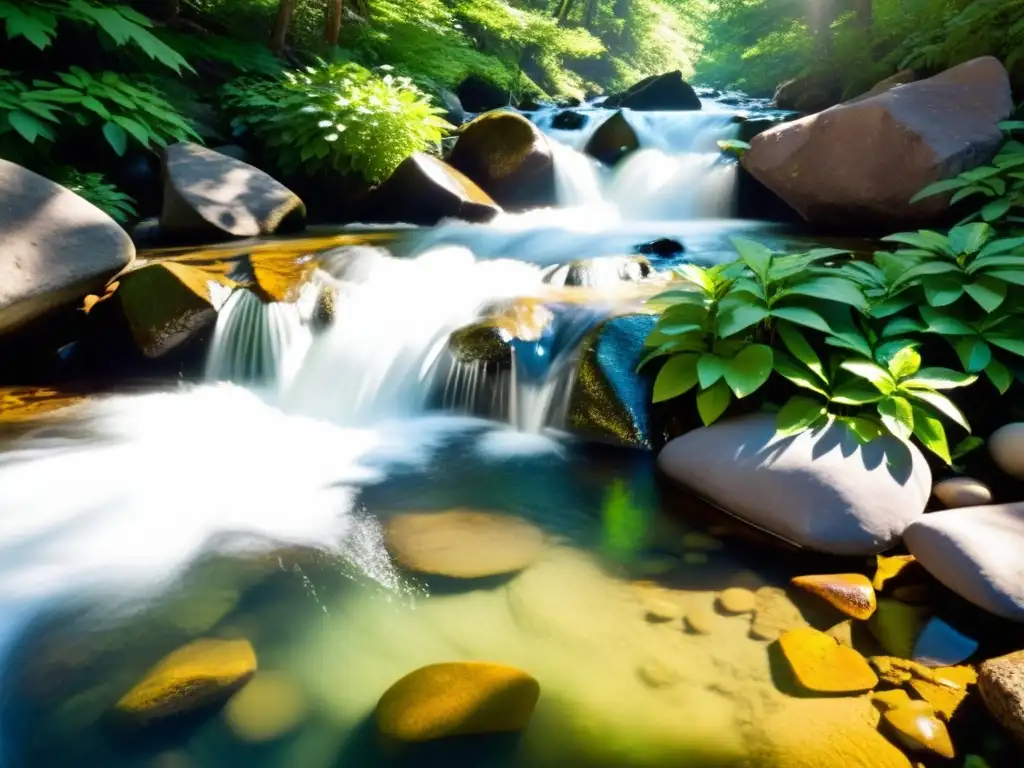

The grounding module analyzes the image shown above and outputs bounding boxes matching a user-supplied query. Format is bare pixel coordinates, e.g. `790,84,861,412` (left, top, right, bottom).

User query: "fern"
52,167,137,223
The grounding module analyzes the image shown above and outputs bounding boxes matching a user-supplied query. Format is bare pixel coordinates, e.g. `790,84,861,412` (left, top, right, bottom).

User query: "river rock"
872,554,918,591
881,705,955,759
551,110,587,131
751,586,808,642
0,159,134,335
584,111,640,166
657,414,931,555
635,238,684,258
454,74,511,113
933,477,992,508
161,142,306,240
858,69,918,100
448,111,555,211
778,627,879,693
988,423,1024,479
384,509,545,579
438,88,466,126
114,638,257,726
772,73,842,113
363,153,500,226
979,650,1024,744
718,587,756,615
745,57,1013,228
375,662,540,742
567,314,656,448
117,262,232,358
904,502,1024,621
605,71,701,111
791,573,877,620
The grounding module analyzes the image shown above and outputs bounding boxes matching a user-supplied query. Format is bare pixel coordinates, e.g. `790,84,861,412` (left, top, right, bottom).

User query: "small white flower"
317,119,333,128
325,133,339,142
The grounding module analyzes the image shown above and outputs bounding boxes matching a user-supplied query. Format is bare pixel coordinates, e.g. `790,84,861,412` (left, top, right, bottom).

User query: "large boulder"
448,111,556,211
584,111,640,166
160,142,306,240
566,314,656,448
454,74,511,113
744,57,1013,228
657,414,931,555
605,71,701,111
903,503,1024,622
979,650,1024,745
362,153,501,226
857,69,918,101
0,159,134,335
772,73,842,114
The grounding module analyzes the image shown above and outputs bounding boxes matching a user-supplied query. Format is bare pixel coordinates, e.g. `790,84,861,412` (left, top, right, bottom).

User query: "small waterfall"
205,286,316,389
607,148,738,221
549,139,605,208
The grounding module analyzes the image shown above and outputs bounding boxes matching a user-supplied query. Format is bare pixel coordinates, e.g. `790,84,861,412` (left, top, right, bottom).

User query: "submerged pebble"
718,587,756,615
224,671,307,742
882,706,955,759
684,608,716,635
750,586,807,642
778,627,879,694
791,573,877,620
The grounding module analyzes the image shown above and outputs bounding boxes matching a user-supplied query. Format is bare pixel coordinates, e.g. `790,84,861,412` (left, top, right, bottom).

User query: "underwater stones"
791,573,877,620
117,261,232,358
161,142,305,240
904,503,1024,622
448,111,556,211
868,600,925,659
778,627,879,694
882,705,955,759
567,314,656,448
657,414,931,555
979,650,1024,744
873,555,918,591
718,587,756,615
909,664,975,720
375,662,540,742
750,586,808,642
114,638,257,726
605,71,701,111
0,158,134,335
684,608,716,635
872,689,916,711
363,153,501,226
933,477,992,509
637,659,682,689
643,594,685,623
384,510,545,579
912,617,978,668
224,671,307,743
746,57,1013,228
584,111,640,166
988,423,1024,479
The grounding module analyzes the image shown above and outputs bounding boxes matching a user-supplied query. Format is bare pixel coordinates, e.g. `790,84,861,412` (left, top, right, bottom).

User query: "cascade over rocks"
584,111,640,166
362,153,501,226
454,74,512,113
605,71,701,111
0,159,134,336
744,57,1014,228
551,110,588,131
903,502,1024,622
448,111,556,211
658,414,931,555
161,142,306,241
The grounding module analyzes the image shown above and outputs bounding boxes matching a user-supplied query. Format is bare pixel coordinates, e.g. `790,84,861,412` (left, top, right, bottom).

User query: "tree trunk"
553,0,576,24
582,0,598,29
324,0,343,45
270,0,296,53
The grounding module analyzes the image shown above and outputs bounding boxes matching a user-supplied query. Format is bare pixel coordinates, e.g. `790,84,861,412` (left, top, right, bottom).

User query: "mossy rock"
114,638,257,727
375,661,540,742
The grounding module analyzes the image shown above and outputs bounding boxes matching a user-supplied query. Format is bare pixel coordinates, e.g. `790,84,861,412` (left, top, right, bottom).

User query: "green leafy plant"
223,61,451,183
52,168,137,223
717,138,750,157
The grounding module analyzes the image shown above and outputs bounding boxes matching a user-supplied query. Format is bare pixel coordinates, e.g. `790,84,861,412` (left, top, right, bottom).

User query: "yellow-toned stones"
225,671,307,743
882,705,955,759
778,627,879,694
910,664,976,720
375,662,540,742
873,555,917,591
872,689,916,711
384,510,545,579
115,638,256,726
751,586,808,642
792,573,877,620
718,587,757,615
868,600,925,658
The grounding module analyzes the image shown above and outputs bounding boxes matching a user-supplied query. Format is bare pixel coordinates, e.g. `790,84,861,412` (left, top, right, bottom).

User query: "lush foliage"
223,61,451,183
51,168,137,222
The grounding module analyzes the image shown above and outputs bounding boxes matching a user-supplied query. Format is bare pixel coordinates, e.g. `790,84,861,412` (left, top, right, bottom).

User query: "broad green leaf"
923,277,965,307
910,179,965,203
907,389,970,431
951,436,985,460
731,237,772,282
102,121,128,155
976,236,1024,259
985,358,1013,394
911,406,951,464
878,396,914,441
716,301,769,338
951,185,992,204
730,277,766,300
949,223,993,255
882,230,952,254
697,354,729,389
831,380,884,405
987,334,1024,358
919,306,975,336
869,296,915,319
675,264,714,292
963,276,1007,312
887,346,922,379
777,323,826,383
647,289,706,307
840,359,896,393
982,197,1013,222
696,380,732,426
636,342,682,372
881,316,927,337
2,4,56,49
652,354,699,403
773,355,829,396
891,260,960,289
954,337,992,373
724,344,773,398
776,397,827,437
7,111,53,143
658,323,704,336
969,254,1024,273
112,115,152,148
770,305,832,334
768,249,848,281
825,333,874,359
901,368,977,390
779,276,868,311
986,269,1024,287
839,416,886,444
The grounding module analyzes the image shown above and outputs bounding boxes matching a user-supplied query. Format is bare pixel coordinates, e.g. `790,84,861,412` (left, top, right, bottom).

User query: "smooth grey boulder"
904,503,1024,622
161,142,305,240
989,423,1024,479
0,159,134,335
657,413,931,555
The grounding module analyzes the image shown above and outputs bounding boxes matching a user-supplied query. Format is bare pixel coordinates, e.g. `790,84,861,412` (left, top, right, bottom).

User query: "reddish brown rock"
744,57,1012,228
792,573,877,620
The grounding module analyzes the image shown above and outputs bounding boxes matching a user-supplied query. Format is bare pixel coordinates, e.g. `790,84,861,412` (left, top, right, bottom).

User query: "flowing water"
0,99,1004,767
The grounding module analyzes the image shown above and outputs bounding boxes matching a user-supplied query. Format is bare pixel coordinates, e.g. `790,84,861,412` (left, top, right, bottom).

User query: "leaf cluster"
51,167,137,223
